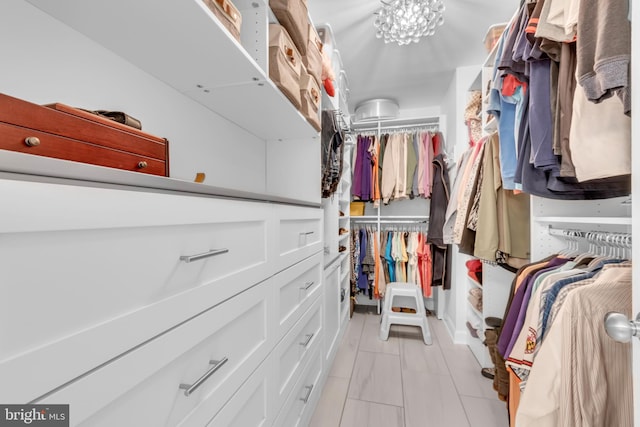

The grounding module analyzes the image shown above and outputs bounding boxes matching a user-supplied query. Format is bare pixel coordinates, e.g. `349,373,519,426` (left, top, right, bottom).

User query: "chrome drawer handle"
180,248,229,263
300,384,314,403
299,281,314,290
179,357,229,397
299,332,314,347
299,231,314,236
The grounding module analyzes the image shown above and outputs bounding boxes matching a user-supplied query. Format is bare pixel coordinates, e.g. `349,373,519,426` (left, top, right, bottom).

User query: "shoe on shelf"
339,211,345,217
339,227,349,235
338,245,347,252
485,317,503,329
481,367,495,380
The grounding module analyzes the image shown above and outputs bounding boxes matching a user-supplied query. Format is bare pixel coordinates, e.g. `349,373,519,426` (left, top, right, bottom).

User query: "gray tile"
347,351,403,407
398,331,449,375
390,324,438,344
363,311,383,325
358,316,400,355
403,371,470,427
441,345,497,399
329,313,366,379
309,376,350,427
429,316,457,348
339,399,404,427
460,396,509,427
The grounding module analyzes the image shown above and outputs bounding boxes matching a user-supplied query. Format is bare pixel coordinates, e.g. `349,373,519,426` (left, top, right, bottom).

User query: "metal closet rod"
351,219,429,224
547,226,632,247
351,123,439,133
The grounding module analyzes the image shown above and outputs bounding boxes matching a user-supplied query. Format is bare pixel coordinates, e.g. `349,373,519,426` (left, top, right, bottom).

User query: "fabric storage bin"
202,0,242,42
299,69,321,131
302,24,323,86
270,0,309,55
269,24,302,109
350,201,365,216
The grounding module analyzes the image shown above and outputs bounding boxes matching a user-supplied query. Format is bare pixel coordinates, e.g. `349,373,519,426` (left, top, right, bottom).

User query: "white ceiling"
307,0,520,115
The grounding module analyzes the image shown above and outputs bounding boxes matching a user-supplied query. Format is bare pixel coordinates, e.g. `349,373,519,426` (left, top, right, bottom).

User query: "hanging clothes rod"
351,219,429,224
547,226,632,248
351,123,439,133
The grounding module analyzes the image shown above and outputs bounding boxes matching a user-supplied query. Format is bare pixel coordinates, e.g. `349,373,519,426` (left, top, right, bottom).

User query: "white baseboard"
444,315,467,345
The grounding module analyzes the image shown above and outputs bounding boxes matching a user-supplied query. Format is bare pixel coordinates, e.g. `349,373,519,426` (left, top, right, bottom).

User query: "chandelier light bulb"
374,0,445,45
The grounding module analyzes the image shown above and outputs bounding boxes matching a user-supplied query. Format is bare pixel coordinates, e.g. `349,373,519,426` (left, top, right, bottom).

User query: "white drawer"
273,296,323,412
34,278,276,427
206,353,275,427
274,205,323,272
274,252,323,340
273,348,323,427
0,184,272,403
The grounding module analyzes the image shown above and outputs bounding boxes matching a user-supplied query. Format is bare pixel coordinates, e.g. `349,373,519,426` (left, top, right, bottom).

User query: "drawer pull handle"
300,384,314,403
180,248,229,263
299,231,314,236
299,332,314,347
299,281,314,290
137,161,148,169
24,136,41,147
179,356,229,397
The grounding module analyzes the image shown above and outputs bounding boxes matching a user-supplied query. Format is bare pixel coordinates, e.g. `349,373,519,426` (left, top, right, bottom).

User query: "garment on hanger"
492,1,632,200
515,264,632,427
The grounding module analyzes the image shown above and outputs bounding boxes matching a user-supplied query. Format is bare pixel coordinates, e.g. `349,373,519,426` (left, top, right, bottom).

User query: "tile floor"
309,311,509,427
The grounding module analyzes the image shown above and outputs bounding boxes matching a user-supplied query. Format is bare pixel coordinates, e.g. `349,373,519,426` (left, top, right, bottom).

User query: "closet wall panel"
0,0,267,194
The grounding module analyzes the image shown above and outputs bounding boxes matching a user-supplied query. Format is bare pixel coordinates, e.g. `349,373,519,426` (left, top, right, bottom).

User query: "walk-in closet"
0,1,636,427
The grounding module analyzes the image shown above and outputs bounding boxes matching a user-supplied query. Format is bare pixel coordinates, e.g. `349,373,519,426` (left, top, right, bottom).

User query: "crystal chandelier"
374,0,445,45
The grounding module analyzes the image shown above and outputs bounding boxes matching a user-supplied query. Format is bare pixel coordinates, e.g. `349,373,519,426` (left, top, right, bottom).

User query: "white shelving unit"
26,0,317,142
462,37,516,367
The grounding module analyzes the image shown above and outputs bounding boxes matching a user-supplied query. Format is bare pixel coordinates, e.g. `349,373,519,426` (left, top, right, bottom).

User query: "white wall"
439,64,482,344
1,1,267,194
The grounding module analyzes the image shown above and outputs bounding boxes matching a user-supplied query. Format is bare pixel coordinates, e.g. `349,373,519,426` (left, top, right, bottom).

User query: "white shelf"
467,333,491,368
468,302,483,320
535,216,632,225
340,270,349,283
0,150,321,207
27,0,318,141
467,276,483,290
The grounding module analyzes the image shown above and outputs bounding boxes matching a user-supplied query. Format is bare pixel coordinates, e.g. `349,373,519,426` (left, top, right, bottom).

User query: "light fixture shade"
374,0,445,45
354,99,399,122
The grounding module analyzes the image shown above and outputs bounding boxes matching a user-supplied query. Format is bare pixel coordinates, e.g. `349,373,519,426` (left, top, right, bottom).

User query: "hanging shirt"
385,232,395,282
516,265,632,427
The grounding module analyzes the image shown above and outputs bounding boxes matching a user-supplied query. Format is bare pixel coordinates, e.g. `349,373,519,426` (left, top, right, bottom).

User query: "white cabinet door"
273,349,323,427
273,252,323,341
0,180,272,403
323,260,342,364
33,276,276,426
206,353,276,427
273,205,323,272
272,296,323,413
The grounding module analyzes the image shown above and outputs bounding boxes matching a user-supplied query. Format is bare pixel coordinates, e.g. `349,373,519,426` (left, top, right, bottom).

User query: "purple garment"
357,229,369,290
360,136,373,201
352,135,364,198
503,257,570,357
352,136,373,201
497,257,564,357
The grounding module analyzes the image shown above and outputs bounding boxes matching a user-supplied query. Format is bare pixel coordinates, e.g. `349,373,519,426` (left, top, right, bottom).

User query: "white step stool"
379,282,432,345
